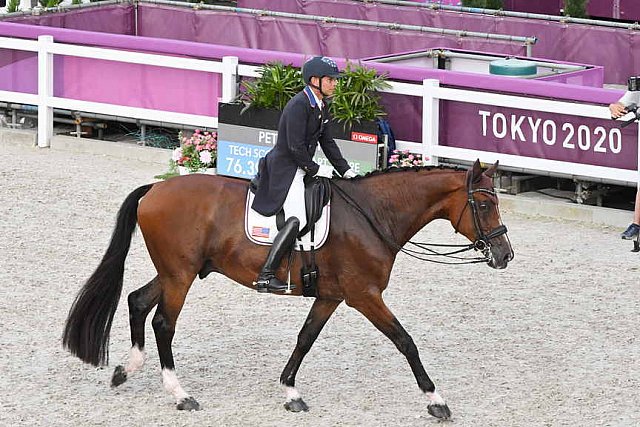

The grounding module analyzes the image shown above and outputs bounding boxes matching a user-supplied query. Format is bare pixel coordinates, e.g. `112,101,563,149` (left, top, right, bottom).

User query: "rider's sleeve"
284,101,320,176
318,113,350,176
618,91,640,107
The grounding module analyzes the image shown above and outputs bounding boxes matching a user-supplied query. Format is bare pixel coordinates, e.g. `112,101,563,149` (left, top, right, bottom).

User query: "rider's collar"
304,86,323,109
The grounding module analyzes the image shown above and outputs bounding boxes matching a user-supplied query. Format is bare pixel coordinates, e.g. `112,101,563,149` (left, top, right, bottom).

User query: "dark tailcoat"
252,87,350,216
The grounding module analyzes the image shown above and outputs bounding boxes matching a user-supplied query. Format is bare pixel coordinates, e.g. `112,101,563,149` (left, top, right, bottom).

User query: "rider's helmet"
302,56,340,84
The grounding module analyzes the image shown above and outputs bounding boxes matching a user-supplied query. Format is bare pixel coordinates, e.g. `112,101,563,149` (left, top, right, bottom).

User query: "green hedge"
461,0,503,9
563,0,588,18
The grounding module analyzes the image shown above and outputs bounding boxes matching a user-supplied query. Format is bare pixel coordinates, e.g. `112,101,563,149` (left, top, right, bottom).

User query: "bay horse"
63,159,513,420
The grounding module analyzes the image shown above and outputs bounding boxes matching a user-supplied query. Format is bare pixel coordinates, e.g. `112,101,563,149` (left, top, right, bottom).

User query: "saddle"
249,171,331,297
249,172,331,239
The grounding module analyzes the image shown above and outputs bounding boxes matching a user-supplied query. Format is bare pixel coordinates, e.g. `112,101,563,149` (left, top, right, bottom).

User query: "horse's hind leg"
348,293,451,420
280,298,341,412
152,274,200,411
111,276,161,387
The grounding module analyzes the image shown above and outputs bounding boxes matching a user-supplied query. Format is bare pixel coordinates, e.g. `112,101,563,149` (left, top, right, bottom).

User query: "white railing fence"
1,34,637,186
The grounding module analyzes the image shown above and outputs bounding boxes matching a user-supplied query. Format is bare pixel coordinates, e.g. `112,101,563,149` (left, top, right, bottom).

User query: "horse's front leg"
347,293,451,420
280,298,342,412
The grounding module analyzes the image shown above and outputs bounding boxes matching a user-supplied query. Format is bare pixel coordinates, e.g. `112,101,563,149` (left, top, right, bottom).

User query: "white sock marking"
284,385,301,402
125,345,146,374
426,391,446,406
162,369,190,401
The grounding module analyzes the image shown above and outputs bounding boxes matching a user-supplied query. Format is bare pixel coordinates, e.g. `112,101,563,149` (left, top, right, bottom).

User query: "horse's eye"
479,202,491,212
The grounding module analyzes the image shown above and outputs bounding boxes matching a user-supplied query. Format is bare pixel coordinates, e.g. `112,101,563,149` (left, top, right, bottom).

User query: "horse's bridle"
331,168,513,265
453,169,512,262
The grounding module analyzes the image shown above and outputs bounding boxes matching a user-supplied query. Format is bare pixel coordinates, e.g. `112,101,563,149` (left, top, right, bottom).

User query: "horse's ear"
484,161,499,178
471,159,483,183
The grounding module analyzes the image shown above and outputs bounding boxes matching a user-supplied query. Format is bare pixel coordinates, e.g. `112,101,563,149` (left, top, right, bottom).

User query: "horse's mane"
342,164,464,180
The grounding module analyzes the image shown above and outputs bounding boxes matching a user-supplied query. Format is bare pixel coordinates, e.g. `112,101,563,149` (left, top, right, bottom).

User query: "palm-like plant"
329,63,390,129
6,0,20,13
39,0,64,7
241,62,304,111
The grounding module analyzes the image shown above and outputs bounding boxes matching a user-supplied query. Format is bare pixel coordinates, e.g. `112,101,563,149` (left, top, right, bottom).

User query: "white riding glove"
314,164,334,178
342,168,358,179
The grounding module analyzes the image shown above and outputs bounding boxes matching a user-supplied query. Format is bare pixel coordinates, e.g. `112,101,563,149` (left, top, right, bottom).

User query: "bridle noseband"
454,170,510,261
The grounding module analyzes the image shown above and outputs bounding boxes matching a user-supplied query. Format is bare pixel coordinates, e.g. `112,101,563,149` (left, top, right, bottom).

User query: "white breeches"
282,167,307,231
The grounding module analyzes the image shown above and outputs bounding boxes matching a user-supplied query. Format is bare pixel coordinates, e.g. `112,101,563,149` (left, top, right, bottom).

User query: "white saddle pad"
245,189,330,250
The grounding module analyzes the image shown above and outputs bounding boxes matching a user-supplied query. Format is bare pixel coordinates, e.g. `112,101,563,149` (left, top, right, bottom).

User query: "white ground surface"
1,142,639,427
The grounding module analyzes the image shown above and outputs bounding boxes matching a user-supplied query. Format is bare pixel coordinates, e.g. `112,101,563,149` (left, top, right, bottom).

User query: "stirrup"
254,275,294,293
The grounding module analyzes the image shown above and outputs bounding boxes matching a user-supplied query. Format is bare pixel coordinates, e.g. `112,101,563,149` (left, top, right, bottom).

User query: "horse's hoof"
111,365,127,387
284,398,309,412
177,396,201,411
428,403,451,420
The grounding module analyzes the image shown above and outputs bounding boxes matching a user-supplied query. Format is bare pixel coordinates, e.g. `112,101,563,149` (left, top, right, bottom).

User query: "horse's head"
452,160,514,269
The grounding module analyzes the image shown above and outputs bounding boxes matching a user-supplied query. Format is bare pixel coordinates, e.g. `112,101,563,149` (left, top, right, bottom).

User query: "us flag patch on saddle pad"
251,226,270,239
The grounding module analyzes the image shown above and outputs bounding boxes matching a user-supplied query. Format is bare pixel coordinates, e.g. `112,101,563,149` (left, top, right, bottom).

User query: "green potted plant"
241,62,304,112
218,61,302,133
330,62,390,130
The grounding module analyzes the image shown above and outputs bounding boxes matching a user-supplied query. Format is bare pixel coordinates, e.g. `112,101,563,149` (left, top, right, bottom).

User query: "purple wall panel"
503,0,562,15
6,5,134,35
52,56,220,116
0,51,37,94
621,0,640,21
240,0,638,84
588,0,640,21
536,68,603,87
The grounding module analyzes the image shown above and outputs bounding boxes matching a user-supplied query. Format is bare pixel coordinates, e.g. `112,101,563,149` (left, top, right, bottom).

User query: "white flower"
199,150,212,165
171,147,182,162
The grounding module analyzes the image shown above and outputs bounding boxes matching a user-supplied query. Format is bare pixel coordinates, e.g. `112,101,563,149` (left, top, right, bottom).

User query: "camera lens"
628,76,639,91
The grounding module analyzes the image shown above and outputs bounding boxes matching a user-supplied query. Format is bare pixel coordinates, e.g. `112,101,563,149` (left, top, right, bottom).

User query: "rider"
251,56,358,293
610,76,640,240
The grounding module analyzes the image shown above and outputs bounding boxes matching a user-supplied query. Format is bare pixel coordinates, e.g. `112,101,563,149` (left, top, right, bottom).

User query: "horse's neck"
359,170,462,246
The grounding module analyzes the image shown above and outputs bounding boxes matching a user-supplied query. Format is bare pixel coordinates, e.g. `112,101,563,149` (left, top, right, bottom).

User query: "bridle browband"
330,169,511,265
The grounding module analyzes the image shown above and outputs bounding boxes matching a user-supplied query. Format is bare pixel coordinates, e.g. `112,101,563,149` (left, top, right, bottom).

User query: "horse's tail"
62,184,154,366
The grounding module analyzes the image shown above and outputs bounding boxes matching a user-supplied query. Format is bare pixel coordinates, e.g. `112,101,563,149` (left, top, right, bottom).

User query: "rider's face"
315,76,338,98
322,76,338,96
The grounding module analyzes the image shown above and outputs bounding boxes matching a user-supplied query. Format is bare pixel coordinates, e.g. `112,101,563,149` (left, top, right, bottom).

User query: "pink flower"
199,150,212,165
172,147,183,162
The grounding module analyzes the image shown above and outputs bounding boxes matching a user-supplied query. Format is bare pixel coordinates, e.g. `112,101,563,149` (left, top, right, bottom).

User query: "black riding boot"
255,217,300,293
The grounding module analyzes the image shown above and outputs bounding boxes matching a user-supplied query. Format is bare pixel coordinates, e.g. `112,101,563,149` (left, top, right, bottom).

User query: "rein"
330,174,500,265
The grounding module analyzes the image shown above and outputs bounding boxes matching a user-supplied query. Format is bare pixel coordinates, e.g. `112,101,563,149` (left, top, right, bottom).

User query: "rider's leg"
255,168,306,293
255,217,300,293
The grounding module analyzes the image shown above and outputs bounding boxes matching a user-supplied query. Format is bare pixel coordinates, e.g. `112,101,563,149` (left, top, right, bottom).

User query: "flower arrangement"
171,129,218,174
388,149,426,168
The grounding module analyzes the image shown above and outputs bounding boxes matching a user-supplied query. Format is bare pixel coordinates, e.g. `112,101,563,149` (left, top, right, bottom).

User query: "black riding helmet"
302,56,340,91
